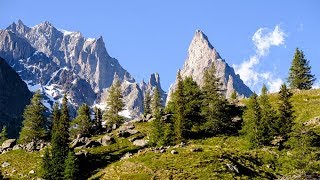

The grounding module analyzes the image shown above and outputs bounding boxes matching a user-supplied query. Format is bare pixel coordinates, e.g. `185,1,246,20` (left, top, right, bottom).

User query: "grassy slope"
91,89,320,180
0,89,320,179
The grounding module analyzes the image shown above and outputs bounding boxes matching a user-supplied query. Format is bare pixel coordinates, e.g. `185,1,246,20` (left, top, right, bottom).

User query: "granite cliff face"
0,20,166,117
167,30,252,102
0,57,32,137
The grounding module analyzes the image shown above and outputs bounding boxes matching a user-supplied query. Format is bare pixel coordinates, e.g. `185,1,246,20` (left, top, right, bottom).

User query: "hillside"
1,89,320,179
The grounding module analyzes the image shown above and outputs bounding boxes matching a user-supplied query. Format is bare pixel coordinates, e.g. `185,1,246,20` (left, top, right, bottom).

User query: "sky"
1,0,319,93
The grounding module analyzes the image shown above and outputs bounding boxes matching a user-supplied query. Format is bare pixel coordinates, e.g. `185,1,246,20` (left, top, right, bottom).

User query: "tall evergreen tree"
51,97,70,179
149,87,164,146
277,84,295,138
172,71,186,143
151,87,162,118
288,48,315,90
71,104,92,137
93,107,103,134
182,77,203,133
19,91,47,143
41,147,52,179
200,63,231,135
258,85,277,145
143,91,152,116
103,79,125,126
64,151,79,180
241,93,262,147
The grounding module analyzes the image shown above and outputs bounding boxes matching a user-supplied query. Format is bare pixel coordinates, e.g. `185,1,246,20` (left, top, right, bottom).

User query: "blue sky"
1,0,319,92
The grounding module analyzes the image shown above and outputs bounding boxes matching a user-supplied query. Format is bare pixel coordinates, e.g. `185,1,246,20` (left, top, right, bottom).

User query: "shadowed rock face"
167,30,252,103
0,57,32,137
0,20,167,117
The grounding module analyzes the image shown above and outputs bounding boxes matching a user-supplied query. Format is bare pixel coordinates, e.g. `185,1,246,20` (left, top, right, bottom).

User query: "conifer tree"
0,126,8,144
19,91,47,143
172,71,186,143
162,122,175,146
41,147,52,179
64,151,79,180
277,84,295,138
51,97,70,179
182,76,202,133
143,91,152,116
71,104,92,137
103,79,125,126
93,107,103,134
259,85,277,145
151,87,162,118
241,93,262,147
201,63,231,135
149,87,164,146
288,48,315,90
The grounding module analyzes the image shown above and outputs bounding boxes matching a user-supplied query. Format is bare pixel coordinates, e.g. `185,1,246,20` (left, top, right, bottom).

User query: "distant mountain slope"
0,20,167,117
167,30,252,103
0,57,32,137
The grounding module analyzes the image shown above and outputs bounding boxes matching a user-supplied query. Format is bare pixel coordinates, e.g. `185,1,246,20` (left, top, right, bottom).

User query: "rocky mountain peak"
167,29,252,103
148,73,161,87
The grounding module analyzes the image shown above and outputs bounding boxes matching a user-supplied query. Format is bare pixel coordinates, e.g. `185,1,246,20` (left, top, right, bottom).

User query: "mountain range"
0,20,252,119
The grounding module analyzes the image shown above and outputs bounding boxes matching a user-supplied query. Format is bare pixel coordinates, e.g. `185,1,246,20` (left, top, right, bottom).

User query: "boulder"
98,135,115,146
129,134,145,142
112,124,117,130
2,161,10,168
75,150,88,158
25,141,36,152
146,114,152,121
133,139,148,147
190,148,203,152
70,135,89,149
29,170,35,174
121,152,132,160
119,122,135,131
127,129,139,135
117,131,131,138
171,150,178,154
12,144,23,150
2,139,16,149
84,140,101,148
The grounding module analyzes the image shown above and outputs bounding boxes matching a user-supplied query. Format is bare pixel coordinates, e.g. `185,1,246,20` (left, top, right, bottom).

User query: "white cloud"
234,25,286,93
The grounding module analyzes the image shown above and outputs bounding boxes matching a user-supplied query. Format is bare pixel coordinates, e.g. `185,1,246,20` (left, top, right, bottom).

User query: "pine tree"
172,71,186,143
19,91,47,143
103,79,125,126
149,87,164,146
182,76,202,134
241,93,262,147
200,63,231,135
277,84,295,138
258,85,277,145
51,97,70,179
93,107,103,134
0,126,8,144
41,147,52,179
288,48,315,90
151,87,162,118
162,122,174,146
71,104,92,137
63,151,79,180
143,91,152,116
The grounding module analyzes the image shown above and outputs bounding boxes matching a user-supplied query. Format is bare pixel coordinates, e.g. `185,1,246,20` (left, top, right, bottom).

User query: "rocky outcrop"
167,30,252,103
0,57,32,137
